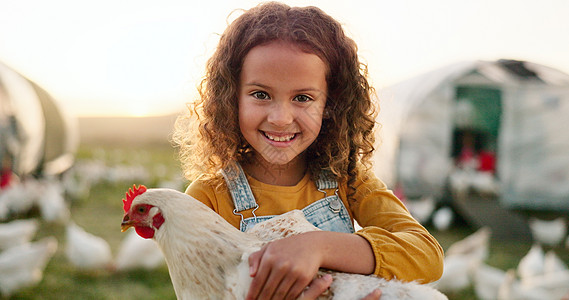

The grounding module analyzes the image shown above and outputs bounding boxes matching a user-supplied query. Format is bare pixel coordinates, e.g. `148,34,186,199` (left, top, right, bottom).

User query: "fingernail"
323,274,333,282
249,265,255,276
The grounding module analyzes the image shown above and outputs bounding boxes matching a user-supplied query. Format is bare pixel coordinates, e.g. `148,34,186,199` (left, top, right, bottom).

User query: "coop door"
452,86,502,173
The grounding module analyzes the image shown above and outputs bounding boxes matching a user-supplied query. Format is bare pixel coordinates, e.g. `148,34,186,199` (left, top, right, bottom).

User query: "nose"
267,101,294,127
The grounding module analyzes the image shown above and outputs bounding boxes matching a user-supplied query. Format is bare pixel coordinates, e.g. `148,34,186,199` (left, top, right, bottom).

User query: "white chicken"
543,250,568,274
445,226,491,261
517,244,545,281
65,222,113,270
37,179,70,224
0,236,58,296
405,196,436,225
114,229,165,271
472,263,506,300
120,185,447,300
431,206,454,232
497,269,551,300
0,218,39,250
528,217,567,246
434,227,491,294
516,245,569,299
0,180,40,219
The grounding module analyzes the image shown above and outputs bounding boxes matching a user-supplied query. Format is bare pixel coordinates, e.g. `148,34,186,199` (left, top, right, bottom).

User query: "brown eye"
252,91,270,100
137,206,146,213
294,94,312,103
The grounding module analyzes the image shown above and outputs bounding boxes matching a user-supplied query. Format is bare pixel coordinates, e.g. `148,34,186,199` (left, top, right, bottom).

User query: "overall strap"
220,162,258,212
315,170,338,192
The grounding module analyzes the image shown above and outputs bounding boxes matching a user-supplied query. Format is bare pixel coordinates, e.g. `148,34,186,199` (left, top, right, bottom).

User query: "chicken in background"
434,227,491,294
114,229,165,271
431,206,454,232
37,179,70,224
0,236,58,297
0,218,38,250
497,269,551,300
0,179,41,220
471,263,506,300
405,196,436,225
516,244,569,299
517,244,546,280
120,185,448,300
65,222,113,271
529,217,567,247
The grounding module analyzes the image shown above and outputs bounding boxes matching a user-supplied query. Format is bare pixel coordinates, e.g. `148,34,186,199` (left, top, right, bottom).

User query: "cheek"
300,106,324,131
238,103,261,133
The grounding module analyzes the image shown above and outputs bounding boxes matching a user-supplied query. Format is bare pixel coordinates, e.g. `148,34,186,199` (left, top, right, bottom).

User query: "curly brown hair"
173,1,377,191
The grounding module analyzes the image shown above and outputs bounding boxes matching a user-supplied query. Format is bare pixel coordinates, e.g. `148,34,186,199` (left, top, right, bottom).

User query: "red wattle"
135,226,155,239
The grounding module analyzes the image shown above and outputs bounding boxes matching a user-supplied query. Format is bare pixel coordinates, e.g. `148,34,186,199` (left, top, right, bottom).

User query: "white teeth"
264,132,295,142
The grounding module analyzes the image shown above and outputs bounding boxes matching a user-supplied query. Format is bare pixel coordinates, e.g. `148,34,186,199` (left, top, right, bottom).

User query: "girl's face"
238,41,327,168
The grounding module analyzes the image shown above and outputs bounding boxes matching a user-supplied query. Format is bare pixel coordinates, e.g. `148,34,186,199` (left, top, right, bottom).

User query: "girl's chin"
255,151,303,167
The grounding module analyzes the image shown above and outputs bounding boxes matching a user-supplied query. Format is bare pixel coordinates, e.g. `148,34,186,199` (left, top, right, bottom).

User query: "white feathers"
0,236,58,297
0,219,39,250
515,244,569,299
434,227,491,294
0,178,70,224
37,180,70,224
472,263,506,300
517,244,545,280
529,217,567,246
114,230,165,271
245,209,321,241
445,227,491,263
65,222,113,270
406,196,436,224
0,180,40,220
329,272,446,300
432,206,454,232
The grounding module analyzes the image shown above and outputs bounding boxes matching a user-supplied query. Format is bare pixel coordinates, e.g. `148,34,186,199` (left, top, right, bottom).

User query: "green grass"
4,144,568,299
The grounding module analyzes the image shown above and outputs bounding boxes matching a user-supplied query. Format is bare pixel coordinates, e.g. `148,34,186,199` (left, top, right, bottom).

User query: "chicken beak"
121,214,133,232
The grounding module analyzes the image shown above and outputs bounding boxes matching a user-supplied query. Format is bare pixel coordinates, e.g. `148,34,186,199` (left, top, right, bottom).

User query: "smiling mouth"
262,131,297,142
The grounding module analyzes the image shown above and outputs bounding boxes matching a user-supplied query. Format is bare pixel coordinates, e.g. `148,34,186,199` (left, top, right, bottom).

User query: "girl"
174,2,443,299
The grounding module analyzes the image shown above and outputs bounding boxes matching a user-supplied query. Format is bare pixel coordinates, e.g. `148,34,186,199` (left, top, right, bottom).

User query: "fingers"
296,274,333,300
361,289,382,300
248,246,267,277
248,257,310,300
247,248,269,299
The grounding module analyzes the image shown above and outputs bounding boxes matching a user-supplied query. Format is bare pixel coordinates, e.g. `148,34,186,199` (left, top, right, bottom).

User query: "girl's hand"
246,233,324,300
361,289,382,300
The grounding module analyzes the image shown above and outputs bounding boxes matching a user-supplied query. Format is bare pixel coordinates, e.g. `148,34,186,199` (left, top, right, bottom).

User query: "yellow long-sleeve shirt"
185,168,444,283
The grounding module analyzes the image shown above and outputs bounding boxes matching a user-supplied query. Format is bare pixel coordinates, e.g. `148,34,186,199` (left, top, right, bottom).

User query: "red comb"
123,184,147,213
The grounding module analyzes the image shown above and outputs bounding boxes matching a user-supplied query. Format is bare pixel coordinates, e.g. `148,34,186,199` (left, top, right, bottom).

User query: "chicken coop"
0,61,78,181
373,59,569,237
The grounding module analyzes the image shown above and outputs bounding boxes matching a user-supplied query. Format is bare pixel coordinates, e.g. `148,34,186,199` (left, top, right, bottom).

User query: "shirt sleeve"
350,169,444,283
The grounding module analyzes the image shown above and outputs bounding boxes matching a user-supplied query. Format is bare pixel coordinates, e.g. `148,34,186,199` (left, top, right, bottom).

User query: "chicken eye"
137,206,146,213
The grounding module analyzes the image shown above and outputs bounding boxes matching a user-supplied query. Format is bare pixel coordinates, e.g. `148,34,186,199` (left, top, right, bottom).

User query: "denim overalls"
221,162,355,233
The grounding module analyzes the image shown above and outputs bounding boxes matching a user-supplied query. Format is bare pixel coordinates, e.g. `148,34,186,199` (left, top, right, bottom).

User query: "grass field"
4,144,568,299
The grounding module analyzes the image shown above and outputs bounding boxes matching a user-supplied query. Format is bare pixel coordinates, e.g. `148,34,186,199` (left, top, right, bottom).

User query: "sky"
1,0,568,117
